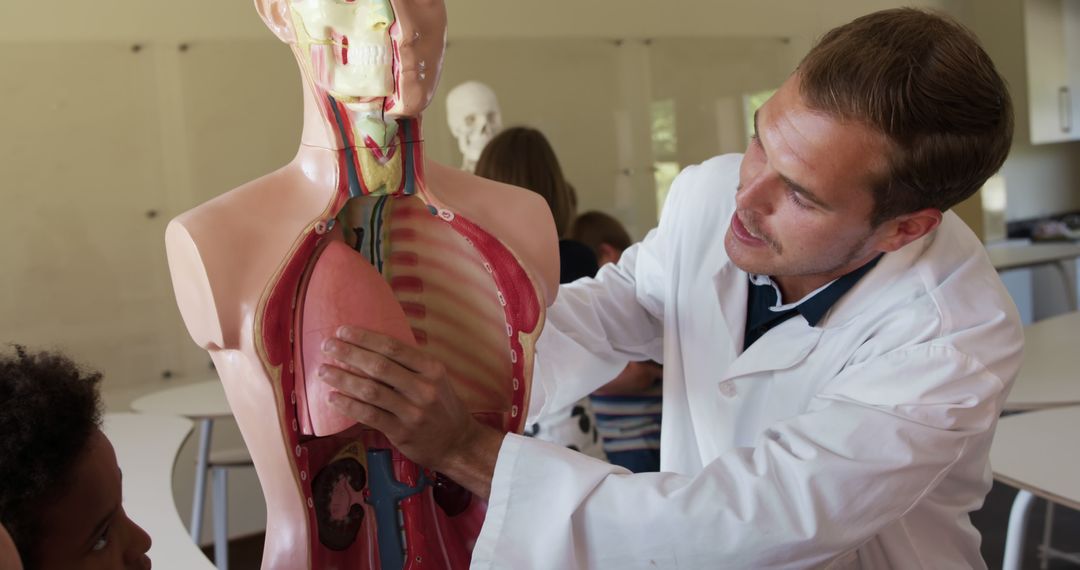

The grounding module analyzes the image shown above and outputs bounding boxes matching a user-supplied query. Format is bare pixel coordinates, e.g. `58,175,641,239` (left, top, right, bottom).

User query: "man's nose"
735,175,775,215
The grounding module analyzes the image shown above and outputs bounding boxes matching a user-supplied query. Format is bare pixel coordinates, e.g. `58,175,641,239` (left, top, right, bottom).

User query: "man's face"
288,0,446,116
724,74,892,290
34,430,152,570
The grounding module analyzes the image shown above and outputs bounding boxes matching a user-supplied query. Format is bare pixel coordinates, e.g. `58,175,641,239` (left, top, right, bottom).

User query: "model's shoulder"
166,163,330,349
424,160,560,306
426,161,548,208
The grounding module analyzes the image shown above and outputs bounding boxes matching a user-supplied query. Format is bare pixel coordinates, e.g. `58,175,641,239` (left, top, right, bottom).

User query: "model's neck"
298,86,426,206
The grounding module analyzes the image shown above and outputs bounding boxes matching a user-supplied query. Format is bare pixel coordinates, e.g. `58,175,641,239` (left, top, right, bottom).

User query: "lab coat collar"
821,222,938,329
710,221,939,384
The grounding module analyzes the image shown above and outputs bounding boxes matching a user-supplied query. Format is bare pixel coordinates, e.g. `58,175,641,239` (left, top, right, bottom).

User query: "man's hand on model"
319,326,503,499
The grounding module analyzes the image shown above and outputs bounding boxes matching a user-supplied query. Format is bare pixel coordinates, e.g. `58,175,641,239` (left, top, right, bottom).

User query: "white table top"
130,379,233,420
1006,311,1080,411
103,413,215,570
988,241,1080,272
991,406,1080,511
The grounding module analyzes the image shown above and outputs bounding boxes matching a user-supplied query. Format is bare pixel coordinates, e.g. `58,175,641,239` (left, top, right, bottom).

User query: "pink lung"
296,238,417,437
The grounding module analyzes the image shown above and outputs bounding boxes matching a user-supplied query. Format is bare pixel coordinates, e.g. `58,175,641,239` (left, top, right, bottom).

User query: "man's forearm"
434,422,504,500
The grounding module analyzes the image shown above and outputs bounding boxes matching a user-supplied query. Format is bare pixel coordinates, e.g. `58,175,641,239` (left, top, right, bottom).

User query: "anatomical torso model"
164,1,558,568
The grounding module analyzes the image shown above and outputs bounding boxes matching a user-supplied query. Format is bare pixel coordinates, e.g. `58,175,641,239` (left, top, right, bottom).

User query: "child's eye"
91,526,110,552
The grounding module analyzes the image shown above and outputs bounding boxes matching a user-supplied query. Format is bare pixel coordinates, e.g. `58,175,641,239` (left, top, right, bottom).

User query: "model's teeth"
342,45,390,66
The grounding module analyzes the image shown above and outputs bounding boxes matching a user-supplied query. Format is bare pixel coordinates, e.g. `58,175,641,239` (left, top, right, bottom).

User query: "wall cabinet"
1025,0,1080,144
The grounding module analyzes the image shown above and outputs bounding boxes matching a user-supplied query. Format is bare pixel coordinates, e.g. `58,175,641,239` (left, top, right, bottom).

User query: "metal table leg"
190,418,214,543
213,467,229,570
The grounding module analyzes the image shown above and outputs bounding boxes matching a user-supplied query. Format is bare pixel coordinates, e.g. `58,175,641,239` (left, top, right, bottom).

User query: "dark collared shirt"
743,255,883,350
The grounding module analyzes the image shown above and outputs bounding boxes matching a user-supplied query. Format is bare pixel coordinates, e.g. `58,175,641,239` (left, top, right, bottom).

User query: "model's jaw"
290,1,396,102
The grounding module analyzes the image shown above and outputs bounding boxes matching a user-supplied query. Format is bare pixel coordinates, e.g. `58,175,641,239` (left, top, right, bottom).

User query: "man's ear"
255,0,295,43
875,208,943,253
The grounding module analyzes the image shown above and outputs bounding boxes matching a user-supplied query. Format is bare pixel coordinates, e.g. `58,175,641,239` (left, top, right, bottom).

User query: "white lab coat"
471,154,1024,569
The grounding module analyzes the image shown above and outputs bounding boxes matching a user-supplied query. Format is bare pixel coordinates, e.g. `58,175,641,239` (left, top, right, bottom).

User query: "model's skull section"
290,0,396,99
312,457,368,551
446,81,503,169
385,0,448,117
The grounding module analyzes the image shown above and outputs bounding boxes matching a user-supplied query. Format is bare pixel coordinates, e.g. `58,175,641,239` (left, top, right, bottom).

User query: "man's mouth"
731,212,771,248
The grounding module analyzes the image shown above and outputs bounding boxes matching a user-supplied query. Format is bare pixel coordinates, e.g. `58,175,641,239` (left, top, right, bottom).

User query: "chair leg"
212,467,229,570
1039,501,1055,569
1004,490,1037,570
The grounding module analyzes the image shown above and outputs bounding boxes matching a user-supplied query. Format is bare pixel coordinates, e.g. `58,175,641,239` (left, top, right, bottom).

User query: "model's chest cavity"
295,196,520,437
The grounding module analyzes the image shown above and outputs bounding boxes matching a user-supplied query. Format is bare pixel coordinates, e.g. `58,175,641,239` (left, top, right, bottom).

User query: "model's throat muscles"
328,99,421,200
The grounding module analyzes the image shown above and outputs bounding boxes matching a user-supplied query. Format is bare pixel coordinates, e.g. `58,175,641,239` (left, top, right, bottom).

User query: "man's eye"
787,187,812,210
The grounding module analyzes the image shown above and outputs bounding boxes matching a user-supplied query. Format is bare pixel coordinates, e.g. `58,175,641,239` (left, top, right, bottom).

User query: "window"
651,99,679,216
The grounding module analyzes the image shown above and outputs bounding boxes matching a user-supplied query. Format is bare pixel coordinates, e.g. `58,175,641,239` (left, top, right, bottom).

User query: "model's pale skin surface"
34,430,152,570
165,0,558,567
0,523,23,570
324,72,946,500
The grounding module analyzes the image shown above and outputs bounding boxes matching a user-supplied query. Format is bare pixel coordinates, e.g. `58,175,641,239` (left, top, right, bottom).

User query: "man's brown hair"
570,211,633,255
799,8,1013,226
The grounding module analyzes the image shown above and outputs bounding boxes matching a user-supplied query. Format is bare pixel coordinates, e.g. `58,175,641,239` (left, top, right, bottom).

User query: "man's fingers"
319,365,412,418
323,338,442,407
335,326,445,379
324,337,418,390
328,392,399,436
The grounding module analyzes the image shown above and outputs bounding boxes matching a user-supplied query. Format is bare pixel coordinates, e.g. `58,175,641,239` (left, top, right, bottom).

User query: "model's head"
474,127,575,237
0,347,151,570
257,0,447,117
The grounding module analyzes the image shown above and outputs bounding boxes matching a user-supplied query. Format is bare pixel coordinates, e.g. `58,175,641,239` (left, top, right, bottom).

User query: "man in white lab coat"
320,8,1023,568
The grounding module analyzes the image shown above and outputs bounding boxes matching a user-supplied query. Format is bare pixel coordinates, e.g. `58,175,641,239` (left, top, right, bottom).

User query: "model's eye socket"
465,115,476,127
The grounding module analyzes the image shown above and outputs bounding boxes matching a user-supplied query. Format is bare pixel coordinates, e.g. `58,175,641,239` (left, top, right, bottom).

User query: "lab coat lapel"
713,260,748,357
711,258,822,383
721,319,823,383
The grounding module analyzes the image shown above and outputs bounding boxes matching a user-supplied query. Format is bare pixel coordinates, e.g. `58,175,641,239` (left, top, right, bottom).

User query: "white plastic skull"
446,81,503,172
